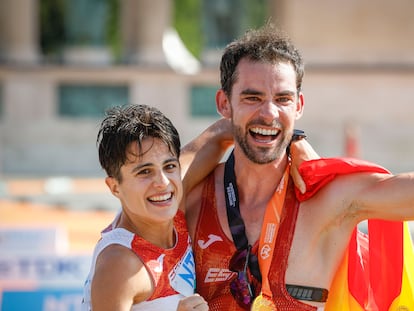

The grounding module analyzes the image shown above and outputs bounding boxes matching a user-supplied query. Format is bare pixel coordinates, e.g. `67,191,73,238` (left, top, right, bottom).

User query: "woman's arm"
290,137,320,194
180,118,233,193
91,245,151,311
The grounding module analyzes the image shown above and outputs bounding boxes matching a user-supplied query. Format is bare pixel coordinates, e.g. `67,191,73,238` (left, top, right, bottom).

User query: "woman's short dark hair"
97,104,180,181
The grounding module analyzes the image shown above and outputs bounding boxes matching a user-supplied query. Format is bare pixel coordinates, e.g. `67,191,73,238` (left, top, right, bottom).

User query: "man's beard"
233,123,291,164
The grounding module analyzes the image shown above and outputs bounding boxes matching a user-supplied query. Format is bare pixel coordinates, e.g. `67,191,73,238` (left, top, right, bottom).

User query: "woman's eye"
165,163,178,171
137,168,151,175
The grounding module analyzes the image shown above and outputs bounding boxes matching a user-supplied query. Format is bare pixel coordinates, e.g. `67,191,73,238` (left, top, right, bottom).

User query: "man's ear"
216,89,232,118
295,92,305,120
105,176,120,198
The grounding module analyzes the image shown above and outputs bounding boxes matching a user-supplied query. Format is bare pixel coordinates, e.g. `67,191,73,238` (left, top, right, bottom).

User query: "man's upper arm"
351,172,414,221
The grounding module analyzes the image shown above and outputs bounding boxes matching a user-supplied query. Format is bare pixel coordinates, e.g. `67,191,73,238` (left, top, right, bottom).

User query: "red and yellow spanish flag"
297,158,414,310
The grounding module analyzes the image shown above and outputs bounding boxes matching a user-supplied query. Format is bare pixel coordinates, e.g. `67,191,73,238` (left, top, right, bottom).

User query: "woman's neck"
118,213,175,249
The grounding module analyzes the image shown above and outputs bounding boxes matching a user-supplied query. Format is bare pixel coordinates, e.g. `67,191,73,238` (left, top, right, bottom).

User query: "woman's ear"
216,89,232,118
105,176,120,198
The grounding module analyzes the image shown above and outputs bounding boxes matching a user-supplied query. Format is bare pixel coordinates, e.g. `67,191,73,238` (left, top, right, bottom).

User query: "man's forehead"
234,60,297,91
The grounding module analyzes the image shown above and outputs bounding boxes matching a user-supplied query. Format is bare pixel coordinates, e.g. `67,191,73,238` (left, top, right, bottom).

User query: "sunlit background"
0,0,414,310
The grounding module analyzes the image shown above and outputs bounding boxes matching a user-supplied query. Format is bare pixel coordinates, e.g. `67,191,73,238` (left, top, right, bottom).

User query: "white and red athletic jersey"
82,209,195,311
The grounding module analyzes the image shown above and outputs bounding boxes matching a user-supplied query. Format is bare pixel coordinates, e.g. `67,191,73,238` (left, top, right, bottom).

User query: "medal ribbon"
257,163,290,301
224,150,290,304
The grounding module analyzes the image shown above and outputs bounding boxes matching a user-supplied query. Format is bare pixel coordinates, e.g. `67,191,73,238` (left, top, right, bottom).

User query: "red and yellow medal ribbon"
251,164,290,311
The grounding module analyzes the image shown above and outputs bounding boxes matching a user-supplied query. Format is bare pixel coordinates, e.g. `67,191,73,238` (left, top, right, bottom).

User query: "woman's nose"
153,171,169,187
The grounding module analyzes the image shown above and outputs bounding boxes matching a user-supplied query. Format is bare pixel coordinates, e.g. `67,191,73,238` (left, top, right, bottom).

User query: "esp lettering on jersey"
204,268,235,283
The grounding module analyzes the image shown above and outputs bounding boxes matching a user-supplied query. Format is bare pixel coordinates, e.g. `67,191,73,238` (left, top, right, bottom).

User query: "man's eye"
246,96,260,102
276,97,293,105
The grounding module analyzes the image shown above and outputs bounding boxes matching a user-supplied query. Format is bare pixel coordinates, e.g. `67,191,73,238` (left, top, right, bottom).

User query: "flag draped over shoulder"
296,158,414,311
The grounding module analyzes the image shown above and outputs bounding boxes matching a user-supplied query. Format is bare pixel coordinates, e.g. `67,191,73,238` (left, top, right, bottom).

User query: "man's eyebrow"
275,90,296,96
240,89,296,96
240,88,263,95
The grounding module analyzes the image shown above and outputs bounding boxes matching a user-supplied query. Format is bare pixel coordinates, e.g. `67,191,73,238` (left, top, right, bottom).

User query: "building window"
201,0,269,50
190,85,219,117
40,0,120,62
58,84,129,117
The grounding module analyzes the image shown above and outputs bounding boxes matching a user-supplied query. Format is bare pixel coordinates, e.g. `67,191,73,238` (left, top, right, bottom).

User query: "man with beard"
185,23,414,310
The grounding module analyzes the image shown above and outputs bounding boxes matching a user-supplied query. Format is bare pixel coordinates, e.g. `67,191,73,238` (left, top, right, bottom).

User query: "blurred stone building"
0,0,413,177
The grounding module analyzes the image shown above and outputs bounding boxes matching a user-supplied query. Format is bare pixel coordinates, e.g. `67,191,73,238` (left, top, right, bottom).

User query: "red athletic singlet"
194,173,317,311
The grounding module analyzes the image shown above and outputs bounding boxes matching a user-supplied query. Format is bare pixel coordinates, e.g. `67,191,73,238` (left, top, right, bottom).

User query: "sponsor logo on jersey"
197,234,223,249
169,245,195,296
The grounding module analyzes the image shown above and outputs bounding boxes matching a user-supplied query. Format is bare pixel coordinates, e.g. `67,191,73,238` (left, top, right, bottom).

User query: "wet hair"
97,104,180,181
220,22,305,96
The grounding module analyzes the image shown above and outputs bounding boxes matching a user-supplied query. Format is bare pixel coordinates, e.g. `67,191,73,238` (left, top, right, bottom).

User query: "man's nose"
259,100,280,120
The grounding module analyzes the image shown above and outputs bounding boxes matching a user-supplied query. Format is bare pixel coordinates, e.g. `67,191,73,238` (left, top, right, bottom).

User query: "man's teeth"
149,193,172,202
250,127,278,135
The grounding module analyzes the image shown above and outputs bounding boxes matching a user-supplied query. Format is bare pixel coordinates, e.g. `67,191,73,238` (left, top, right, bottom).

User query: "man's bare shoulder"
300,171,387,224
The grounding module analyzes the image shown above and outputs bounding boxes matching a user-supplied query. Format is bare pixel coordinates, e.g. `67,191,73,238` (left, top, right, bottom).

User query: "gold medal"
251,293,277,311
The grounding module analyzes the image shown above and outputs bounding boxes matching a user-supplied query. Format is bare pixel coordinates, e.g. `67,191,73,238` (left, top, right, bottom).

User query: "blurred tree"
173,0,203,59
247,0,269,29
40,0,267,63
106,0,121,60
40,0,66,60
173,0,268,59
